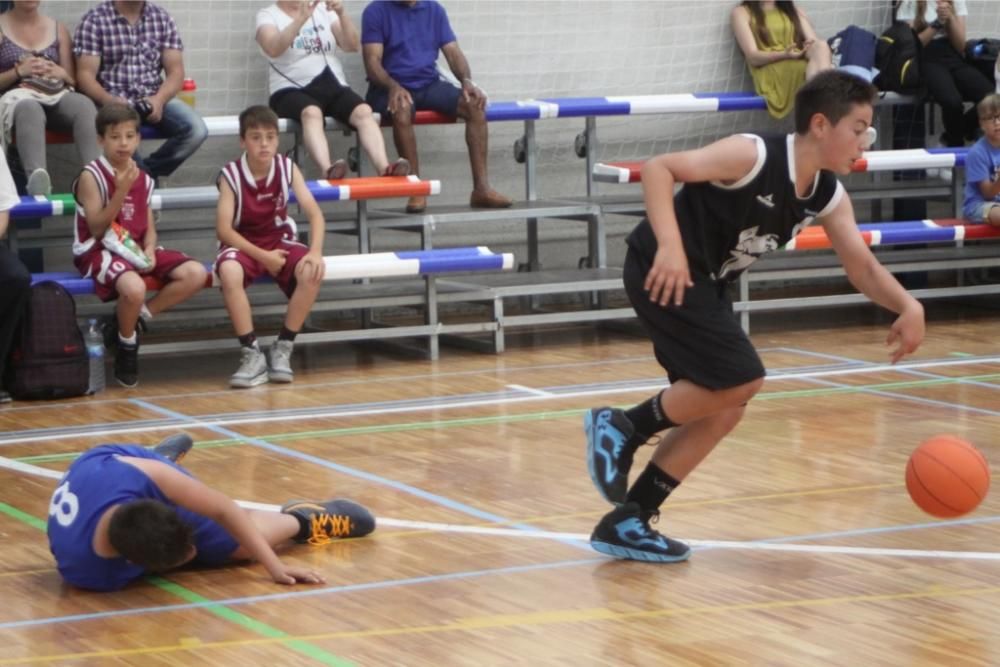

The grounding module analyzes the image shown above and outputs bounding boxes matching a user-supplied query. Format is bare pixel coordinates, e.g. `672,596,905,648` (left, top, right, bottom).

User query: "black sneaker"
281,499,376,545
151,433,194,463
590,502,690,563
585,407,644,504
0,390,11,404
114,341,139,388
101,314,147,350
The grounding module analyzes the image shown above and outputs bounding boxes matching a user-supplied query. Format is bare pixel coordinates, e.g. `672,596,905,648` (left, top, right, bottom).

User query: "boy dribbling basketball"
585,71,925,563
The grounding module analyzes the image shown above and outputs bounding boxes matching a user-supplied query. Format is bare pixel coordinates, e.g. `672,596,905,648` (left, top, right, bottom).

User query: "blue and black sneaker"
281,499,376,545
585,407,643,504
590,502,690,563
151,433,194,463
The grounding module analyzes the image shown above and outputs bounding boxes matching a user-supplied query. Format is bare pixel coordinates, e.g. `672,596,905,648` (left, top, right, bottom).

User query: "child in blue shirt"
963,94,1000,226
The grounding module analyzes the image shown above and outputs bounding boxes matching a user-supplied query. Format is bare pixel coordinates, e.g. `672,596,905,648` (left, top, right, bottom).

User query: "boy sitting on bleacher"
962,94,1000,227
73,104,207,388
215,105,326,389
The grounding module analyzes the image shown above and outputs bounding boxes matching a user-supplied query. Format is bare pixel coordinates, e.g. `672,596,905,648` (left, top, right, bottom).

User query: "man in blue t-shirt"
46,436,375,591
963,94,1000,226
361,0,511,214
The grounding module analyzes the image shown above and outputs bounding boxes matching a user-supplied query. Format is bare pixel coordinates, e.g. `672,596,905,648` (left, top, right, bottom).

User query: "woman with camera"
895,0,993,147
0,0,98,195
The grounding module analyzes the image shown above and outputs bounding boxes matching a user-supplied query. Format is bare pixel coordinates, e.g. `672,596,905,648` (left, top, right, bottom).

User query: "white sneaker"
230,346,268,388
268,339,294,383
27,168,51,196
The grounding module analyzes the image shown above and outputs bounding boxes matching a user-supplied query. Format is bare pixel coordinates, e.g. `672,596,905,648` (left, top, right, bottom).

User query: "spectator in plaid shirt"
73,1,207,181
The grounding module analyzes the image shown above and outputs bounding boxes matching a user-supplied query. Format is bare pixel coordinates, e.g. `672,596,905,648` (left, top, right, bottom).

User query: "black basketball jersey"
627,134,844,282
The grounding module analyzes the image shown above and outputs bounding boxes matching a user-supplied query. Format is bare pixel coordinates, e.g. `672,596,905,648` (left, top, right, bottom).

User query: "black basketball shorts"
623,246,766,390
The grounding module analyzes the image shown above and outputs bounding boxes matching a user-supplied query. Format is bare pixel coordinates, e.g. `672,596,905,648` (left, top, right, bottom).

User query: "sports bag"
874,22,923,94
4,281,88,400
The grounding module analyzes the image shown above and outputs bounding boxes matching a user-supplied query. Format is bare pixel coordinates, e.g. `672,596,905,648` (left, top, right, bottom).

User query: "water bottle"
179,78,196,108
84,318,105,394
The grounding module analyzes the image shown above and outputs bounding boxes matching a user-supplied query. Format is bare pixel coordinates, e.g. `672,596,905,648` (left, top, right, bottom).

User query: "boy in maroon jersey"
215,105,326,388
73,104,207,388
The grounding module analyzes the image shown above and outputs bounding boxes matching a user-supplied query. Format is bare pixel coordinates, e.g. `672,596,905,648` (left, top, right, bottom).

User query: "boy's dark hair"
108,499,194,572
239,105,279,138
96,104,141,136
794,70,877,134
978,93,1000,119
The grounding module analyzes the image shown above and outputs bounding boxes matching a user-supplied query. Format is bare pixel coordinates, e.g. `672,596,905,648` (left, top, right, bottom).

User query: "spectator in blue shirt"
361,0,511,213
962,94,1000,226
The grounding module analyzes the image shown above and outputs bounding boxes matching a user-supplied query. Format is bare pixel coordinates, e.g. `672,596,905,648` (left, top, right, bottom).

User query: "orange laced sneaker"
281,499,376,545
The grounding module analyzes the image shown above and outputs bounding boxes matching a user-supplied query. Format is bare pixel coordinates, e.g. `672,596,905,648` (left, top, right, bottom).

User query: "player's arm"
130,459,325,585
76,168,132,237
290,164,326,284
820,192,925,363
977,177,1000,201
143,207,158,256
640,134,759,306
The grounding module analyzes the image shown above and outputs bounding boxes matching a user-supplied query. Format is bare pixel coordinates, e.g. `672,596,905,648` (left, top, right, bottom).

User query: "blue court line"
7,509,1000,632
781,347,1000,417
129,399,592,554
0,557,603,631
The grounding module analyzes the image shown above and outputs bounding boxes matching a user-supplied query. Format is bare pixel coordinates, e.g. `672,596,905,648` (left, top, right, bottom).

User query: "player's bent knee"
116,273,145,302
300,105,323,122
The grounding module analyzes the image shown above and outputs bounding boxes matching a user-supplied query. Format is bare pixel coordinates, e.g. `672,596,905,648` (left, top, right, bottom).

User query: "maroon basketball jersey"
218,154,297,245
72,156,154,258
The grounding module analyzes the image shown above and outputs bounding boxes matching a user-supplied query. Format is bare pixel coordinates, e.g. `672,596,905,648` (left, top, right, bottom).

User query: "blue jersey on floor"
46,444,239,591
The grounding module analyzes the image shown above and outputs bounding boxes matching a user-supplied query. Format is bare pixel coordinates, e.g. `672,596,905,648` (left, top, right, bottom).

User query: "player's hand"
645,245,693,307
388,84,412,115
935,1,953,23
138,249,157,274
262,248,289,276
269,563,326,585
299,251,325,285
115,159,140,192
886,302,925,364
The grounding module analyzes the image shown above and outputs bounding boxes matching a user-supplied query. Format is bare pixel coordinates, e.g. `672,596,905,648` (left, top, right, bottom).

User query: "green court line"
0,502,354,667
12,371,1000,467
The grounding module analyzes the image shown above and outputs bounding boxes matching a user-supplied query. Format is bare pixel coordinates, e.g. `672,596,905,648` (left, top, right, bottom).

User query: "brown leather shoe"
470,189,513,209
405,195,427,213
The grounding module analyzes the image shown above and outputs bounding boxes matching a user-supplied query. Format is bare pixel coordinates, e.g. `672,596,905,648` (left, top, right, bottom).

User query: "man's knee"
733,376,764,404
301,105,323,123
349,104,375,126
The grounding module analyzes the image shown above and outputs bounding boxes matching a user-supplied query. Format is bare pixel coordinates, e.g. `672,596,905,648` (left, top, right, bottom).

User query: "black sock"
278,326,298,342
625,462,681,513
625,390,678,440
238,332,257,349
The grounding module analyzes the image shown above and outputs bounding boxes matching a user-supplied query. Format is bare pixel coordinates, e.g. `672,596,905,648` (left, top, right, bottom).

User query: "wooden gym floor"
1,303,999,666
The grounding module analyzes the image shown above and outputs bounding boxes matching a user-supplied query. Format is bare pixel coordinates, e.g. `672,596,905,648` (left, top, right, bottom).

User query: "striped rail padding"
38,92,920,144
9,175,441,219
785,219,1000,250
30,246,515,296
593,147,970,184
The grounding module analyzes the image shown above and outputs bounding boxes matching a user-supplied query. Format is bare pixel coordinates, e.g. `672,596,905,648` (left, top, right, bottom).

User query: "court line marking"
129,399,592,554
7,456,998,564
506,383,555,397
5,580,1000,663
1,358,998,446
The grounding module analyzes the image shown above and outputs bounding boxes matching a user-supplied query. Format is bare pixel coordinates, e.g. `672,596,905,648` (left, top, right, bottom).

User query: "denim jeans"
137,99,208,179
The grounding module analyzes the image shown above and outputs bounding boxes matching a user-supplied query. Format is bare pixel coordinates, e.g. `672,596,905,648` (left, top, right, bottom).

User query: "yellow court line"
376,482,901,540
6,583,1000,664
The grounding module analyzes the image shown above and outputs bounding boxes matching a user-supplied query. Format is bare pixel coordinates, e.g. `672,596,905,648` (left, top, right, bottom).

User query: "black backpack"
4,281,89,400
874,22,923,94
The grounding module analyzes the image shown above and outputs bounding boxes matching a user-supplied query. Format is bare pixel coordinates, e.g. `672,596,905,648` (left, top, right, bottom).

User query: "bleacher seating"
14,89,995,358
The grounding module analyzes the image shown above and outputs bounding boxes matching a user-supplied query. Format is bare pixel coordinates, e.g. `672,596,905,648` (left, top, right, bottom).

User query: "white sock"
140,304,153,320
119,332,137,346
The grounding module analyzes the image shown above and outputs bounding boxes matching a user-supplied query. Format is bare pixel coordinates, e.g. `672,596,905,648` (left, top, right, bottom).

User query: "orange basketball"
905,435,990,518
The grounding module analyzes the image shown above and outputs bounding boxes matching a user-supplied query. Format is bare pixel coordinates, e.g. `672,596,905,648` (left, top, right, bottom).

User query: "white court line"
2,355,998,447
506,384,554,398
7,461,1000,563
